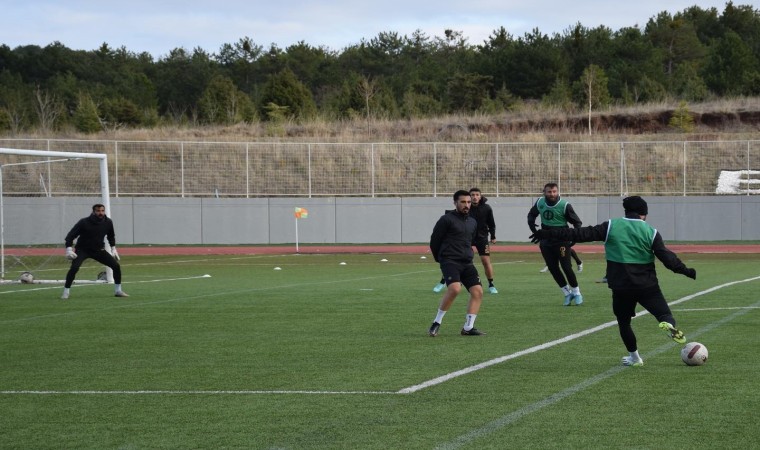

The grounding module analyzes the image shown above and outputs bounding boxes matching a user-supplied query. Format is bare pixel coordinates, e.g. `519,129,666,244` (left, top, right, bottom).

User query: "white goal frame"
0,148,112,283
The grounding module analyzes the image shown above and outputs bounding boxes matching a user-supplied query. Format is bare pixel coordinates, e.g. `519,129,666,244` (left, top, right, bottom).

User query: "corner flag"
294,207,309,252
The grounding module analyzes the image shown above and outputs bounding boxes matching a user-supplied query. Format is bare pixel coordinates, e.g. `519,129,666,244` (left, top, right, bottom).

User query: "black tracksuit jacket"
430,210,477,263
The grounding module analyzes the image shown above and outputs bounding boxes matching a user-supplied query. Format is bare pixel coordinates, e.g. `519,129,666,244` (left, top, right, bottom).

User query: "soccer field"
2,250,759,449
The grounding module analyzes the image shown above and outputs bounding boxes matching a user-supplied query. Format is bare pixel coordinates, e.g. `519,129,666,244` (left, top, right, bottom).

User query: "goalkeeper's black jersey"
65,214,116,251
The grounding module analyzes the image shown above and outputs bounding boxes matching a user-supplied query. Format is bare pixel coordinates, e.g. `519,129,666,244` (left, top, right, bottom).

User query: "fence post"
308,143,312,198
682,141,687,196
114,140,119,198
495,143,500,197
180,142,185,198
371,143,375,198
433,143,437,197
245,143,250,199
557,142,561,189
620,142,625,196
748,141,751,196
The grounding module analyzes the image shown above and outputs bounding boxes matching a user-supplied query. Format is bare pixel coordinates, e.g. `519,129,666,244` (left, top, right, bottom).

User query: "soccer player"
433,187,499,294
529,196,696,366
428,190,485,336
528,183,584,305
61,203,128,299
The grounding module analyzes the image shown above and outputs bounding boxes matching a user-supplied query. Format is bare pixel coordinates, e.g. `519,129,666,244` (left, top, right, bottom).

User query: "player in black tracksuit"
433,188,499,293
530,196,697,366
428,190,485,337
62,203,128,299
468,188,499,294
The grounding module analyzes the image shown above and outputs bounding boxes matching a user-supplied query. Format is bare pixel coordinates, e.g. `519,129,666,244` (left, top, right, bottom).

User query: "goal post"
0,148,112,284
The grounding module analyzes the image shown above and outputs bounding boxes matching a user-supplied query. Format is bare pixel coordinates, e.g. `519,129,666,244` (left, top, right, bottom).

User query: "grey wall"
3,195,759,245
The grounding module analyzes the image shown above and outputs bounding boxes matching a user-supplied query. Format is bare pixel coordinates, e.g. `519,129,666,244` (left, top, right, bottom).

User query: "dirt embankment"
474,109,760,135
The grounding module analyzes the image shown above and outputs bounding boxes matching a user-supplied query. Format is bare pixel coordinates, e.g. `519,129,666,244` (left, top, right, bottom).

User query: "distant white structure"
716,170,760,194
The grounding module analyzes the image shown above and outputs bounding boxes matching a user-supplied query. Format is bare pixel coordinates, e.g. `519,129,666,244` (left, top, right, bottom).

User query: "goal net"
0,148,112,284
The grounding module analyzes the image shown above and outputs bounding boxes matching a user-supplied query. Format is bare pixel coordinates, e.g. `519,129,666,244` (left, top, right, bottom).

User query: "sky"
1,1,742,58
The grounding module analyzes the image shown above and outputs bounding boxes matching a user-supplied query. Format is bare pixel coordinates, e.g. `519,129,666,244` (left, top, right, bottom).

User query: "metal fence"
1,139,759,197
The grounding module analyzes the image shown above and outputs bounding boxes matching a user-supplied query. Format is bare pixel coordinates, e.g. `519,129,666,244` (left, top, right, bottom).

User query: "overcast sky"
1,1,739,58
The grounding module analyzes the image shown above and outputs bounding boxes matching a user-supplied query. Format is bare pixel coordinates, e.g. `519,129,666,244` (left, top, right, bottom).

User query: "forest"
0,2,758,134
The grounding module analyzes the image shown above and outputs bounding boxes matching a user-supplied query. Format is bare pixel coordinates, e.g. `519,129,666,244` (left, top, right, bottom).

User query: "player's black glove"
685,268,696,279
529,229,546,244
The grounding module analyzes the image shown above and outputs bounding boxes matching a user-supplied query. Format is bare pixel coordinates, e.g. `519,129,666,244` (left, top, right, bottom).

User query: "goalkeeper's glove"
112,247,120,261
529,229,546,244
65,247,78,260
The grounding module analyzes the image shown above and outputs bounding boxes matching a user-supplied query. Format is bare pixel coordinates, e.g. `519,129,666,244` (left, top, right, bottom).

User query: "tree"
575,65,610,134
702,30,760,95
507,28,565,99
199,74,254,124
0,71,31,133
356,75,379,136
446,72,493,112
72,92,101,133
33,85,62,132
669,100,695,132
645,11,707,89
259,68,317,120
542,78,574,112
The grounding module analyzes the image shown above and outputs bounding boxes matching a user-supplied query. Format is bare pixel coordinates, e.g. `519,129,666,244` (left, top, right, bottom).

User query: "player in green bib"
528,183,584,305
529,196,697,367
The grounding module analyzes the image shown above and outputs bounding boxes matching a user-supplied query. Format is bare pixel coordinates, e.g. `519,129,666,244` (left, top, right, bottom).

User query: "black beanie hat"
623,196,648,215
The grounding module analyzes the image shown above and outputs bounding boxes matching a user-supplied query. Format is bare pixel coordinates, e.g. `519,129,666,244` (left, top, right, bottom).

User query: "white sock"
63,288,70,295
630,350,641,361
463,314,477,330
115,284,122,293
572,286,581,295
561,285,572,296
434,309,446,324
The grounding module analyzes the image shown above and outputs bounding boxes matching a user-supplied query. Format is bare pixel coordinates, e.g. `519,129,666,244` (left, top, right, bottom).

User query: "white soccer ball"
681,342,708,366
19,272,34,284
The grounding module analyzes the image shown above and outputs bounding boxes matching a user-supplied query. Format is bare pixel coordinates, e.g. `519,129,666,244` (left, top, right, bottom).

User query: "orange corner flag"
294,207,309,219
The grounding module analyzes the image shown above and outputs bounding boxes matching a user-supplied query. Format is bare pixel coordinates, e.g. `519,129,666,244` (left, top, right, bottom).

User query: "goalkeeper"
61,203,128,300
529,196,696,367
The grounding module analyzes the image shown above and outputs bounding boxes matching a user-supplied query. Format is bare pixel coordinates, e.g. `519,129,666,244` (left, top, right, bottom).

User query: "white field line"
0,274,211,296
1,390,393,395
3,274,758,397
435,297,760,450
400,274,760,394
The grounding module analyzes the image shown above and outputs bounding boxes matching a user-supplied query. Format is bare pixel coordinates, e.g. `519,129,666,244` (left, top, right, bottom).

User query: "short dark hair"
469,187,481,194
453,190,470,201
92,203,105,211
543,182,558,191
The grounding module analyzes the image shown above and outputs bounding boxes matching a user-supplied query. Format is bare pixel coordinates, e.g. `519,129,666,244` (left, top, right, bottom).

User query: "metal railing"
1,139,758,197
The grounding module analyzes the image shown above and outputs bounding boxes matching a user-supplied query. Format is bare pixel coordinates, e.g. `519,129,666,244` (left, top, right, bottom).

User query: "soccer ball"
681,342,708,366
19,271,34,284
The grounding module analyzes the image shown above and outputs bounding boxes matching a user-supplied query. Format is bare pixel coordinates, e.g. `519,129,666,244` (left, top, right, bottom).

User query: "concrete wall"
3,195,759,245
